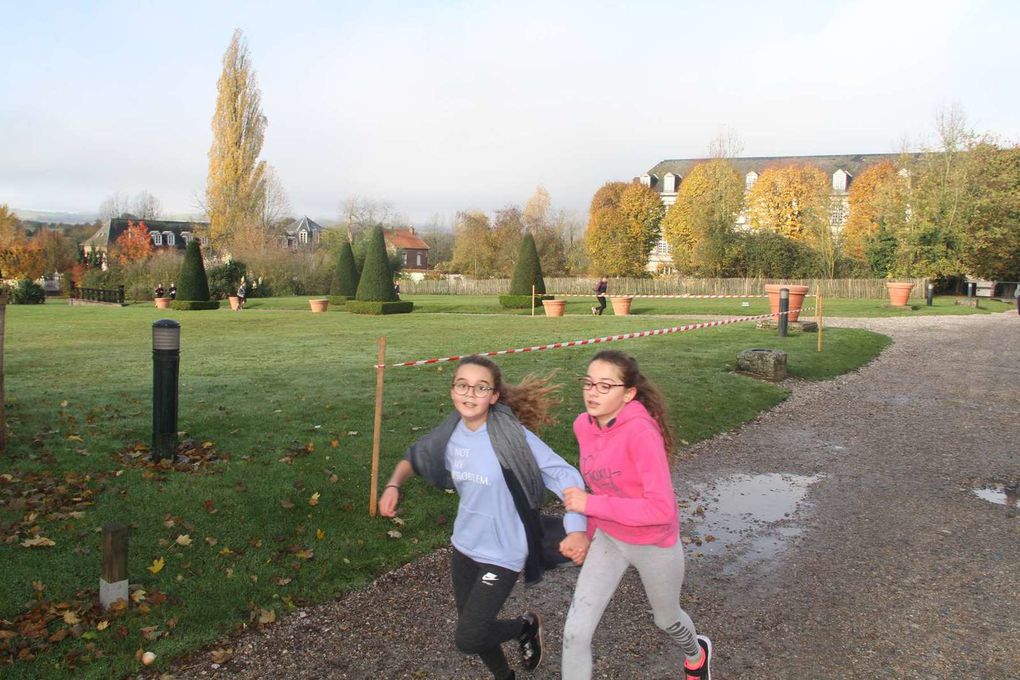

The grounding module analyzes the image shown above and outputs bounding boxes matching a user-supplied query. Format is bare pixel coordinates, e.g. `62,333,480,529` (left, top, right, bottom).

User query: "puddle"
681,473,824,574
971,483,1018,510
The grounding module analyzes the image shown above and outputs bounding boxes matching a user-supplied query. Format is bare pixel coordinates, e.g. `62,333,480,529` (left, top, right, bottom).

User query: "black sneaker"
684,635,712,680
518,612,543,671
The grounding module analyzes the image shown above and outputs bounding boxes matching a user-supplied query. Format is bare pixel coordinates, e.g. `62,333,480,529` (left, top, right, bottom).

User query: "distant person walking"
592,276,608,316
236,278,247,311
168,282,176,300
155,283,165,299
1014,283,1020,315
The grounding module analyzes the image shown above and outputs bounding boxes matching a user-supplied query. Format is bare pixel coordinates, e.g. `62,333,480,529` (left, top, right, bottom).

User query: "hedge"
169,300,221,311
330,241,360,297
355,227,398,302
328,295,353,307
177,240,212,302
508,233,546,295
345,300,414,315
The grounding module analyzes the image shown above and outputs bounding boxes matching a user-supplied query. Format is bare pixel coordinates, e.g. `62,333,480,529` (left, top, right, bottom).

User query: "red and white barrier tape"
548,293,768,299
376,306,812,368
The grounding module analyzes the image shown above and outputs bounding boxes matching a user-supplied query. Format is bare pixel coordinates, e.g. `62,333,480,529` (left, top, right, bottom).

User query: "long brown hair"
589,349,675,456
455,355,561,433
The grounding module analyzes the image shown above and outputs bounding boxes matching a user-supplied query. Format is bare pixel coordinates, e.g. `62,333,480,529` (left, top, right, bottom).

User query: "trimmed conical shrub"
509,233,546,295
330,240,359,297
177,240,211,300
171,240,218,310
355,227,397,302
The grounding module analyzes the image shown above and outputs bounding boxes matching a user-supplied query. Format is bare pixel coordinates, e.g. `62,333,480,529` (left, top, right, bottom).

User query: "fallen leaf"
346,431,358,436
330,439,339,448
279,499,295,509
147,557,165,574
96,620,109,631
175,534,192,546
63,611,80,625
210,648,234,664
67,435,84,442
309,492,320,507
60,400,69,407
390,516,405,526
276,577,291,586
131,589,147,603
387,530,402,539
316,528,325,541
257,608,276,625
218,547,234,556
294,549,314,560
205,536,218,546
21,536,56,548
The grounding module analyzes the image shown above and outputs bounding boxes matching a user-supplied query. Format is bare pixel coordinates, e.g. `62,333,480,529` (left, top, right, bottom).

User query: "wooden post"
100,524,129,610
531,285,535,317
0,291,6,452
817,290,824,352
369,336,386,517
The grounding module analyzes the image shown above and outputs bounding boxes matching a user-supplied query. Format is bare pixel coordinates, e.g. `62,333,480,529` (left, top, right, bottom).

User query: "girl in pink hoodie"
562,349,712,680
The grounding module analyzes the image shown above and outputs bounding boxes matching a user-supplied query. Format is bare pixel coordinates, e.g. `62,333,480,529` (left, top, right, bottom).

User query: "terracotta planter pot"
309,299,329,313
885,282,914,306
764,284,810,322
542,299,566,317
154,297,172,309
228,296,241,311
610,296,633,316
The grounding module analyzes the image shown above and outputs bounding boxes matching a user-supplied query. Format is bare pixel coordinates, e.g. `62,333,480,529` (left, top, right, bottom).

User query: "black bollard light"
152,319,180,462
968,281,976,298
926,282,934,306
778,287,789,338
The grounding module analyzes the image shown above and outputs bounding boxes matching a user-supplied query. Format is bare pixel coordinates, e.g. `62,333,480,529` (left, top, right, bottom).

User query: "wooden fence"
69,285,126,305
400,277,929,299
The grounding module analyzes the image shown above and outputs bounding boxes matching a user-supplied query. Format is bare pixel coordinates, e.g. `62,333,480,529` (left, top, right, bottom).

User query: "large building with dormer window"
640,153,899,273
82,218,210,259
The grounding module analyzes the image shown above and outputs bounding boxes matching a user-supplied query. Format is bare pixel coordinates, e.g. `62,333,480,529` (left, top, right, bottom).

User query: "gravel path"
169,311,1019,679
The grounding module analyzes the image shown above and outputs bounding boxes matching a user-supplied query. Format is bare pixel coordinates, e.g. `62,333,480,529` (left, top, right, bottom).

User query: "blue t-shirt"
447,419,586,572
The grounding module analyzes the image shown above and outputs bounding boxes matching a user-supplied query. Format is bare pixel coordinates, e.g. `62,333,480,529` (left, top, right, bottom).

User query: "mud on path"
170,312,1019,679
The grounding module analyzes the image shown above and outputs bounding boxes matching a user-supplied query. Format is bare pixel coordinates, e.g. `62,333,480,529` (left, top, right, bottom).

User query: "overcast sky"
2,0,1018,225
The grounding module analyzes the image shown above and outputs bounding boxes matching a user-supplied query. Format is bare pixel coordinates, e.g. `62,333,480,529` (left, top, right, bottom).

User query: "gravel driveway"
169,311,1019,679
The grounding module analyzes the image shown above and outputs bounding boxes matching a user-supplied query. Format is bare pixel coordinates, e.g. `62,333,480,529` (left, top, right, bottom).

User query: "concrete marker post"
778,288,789,338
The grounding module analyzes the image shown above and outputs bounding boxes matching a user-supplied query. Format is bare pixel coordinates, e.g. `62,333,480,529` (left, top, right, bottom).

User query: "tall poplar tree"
206,29,267,247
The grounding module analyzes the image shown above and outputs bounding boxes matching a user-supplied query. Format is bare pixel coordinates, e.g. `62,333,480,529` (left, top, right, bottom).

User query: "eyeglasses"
578,378,627,394
452,382,495,396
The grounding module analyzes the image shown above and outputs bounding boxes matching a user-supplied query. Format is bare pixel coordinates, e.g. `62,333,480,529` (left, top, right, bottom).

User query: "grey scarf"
404,402,546,508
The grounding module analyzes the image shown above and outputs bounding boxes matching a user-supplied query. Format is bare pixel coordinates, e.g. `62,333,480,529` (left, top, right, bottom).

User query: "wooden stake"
817,290,823,352
0,291,6,453
369,336,386,517
531,285,535,317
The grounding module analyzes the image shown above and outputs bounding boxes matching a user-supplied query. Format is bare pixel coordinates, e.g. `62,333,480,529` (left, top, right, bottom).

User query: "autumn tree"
0,204,24,250
958,142,1020,280
746,164,834,276
28,229,76,276
113,220,154,263
585,181,664,277
449,211,498,277
492,207,525,275
661,160,744,276
843,161,907,261
206,29,268,248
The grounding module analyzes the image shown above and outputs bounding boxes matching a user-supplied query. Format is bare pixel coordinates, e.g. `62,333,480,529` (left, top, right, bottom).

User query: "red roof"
386,229,430,250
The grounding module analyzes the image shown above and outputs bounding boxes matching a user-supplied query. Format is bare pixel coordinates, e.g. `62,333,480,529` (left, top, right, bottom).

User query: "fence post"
118,285,125,305
0,291,6,452
100,524,129,610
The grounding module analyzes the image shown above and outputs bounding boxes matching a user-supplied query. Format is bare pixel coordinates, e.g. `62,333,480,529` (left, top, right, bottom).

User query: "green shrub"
735,231,816,278
330,241,360,297
355,227,398,302
207,260,247,300
498,294,552,309
8,278,46,304
328,295,353,306
169,300,220,311
508,233,546,295
345,300,414,315
177,240,211,301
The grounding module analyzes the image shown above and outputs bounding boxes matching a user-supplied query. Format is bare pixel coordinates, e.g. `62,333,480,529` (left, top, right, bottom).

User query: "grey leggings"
562,529,699,679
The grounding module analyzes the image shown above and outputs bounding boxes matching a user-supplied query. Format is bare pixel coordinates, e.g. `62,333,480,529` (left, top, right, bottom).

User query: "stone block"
737,348,787,381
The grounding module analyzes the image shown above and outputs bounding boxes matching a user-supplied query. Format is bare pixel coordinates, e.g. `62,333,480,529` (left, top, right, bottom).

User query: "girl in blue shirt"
380,355,589,679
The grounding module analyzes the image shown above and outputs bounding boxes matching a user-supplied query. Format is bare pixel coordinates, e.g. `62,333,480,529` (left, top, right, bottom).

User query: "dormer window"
163,231,175,246
299,230,308,244
745,171,758,189
832,169,851,192
150,231,162,246
663,172,679,193
181,231,192,245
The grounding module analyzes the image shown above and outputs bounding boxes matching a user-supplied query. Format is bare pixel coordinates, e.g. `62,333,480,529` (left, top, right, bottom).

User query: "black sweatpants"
451,548,524,680
596,295,606,315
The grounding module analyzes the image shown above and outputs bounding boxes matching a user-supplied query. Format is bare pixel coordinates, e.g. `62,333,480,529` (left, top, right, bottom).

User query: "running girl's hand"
563,486,588,513
559,531,590,565
379,485,400,517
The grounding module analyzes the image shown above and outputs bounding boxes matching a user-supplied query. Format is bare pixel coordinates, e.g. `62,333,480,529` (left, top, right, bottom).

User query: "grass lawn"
237,293,1013,317
2,300,893,677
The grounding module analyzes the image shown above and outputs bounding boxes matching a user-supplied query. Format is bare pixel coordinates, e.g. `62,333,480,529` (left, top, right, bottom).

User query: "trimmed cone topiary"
352,226,411,314
355,226,397,302
509,233,546,295
330,240,360,303
173,240,214,309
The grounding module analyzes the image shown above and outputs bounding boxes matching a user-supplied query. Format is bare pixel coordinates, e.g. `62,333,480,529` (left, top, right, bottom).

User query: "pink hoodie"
573,400,679,547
